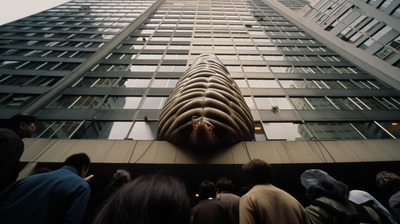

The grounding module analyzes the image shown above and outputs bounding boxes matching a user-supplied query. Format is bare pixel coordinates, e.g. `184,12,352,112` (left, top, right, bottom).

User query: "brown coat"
239,184,310,224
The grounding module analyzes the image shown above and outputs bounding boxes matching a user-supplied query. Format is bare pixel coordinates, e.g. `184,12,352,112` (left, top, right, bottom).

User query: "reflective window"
306,97,337,110
248,79,279,88
35,121,84,139
306,122,364,140
0,75,32,86
254,97,293,109
263,122,307,140
101,96,141,109
243,66,270,73
107,122,133,139
48,95,103,109
351,122,394,139
158,65,186,72
234,79,248,88
0,94,38,108
27,76,61,87
127,121,157,140
73,78,119,88
120,79,151,88
141,97,167,109
152,79,178,88
129,65,158,72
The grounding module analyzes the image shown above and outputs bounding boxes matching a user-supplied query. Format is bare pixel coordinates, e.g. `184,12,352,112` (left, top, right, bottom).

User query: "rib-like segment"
157,53,254,152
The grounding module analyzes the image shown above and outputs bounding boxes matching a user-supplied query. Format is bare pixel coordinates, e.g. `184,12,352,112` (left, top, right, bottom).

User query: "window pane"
127,121,157,140
120,79,151,88
377,122,400,138
254,97,292,109
107,122,133,139
141,97,167,109
101,96,141,109
0,94,37,108
351,122,394,139
263,122,307,140
290,98,313,110
307,98,337,110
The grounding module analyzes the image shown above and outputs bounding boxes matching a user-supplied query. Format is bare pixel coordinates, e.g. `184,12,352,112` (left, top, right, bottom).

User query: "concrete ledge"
21,138,400,164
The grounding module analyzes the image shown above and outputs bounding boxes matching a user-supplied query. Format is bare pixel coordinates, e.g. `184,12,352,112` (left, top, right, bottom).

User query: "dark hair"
64,153,90,171
93,173,191,224
305,179,349,202
109,169,131,188
242,159,272,186
8,114,37,132
216,177,234,192
376,171,400,193
198,180,216,200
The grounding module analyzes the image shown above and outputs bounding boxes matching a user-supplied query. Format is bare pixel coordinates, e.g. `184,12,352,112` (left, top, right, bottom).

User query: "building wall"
0,0,399,149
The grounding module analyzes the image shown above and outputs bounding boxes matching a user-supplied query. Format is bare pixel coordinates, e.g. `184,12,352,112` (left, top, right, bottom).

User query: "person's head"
300,169,349,202
93,173,191,224
8,114,37,138
198,180,217,200
242,159,272,187
64,153,90,178
376,171,400,193
109,169,131,188
216,177,234,193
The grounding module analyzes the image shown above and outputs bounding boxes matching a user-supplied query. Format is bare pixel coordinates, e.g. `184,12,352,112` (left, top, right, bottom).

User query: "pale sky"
0,0,70,25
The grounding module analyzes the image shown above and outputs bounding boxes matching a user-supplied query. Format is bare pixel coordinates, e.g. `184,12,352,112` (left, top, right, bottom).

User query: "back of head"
242,159,272,187
216,177,234,192
300,169,349,202
64,153,90,172
198,180,217,200
376,171,400,193
93,173,191,224
8,114,36,133
109,169,131,188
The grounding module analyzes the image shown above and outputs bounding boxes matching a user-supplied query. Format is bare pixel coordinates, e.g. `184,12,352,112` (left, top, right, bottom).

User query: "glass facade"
0,0,399,142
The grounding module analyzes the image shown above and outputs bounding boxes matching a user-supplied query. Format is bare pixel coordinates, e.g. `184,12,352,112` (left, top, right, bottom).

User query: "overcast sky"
0,0,70,25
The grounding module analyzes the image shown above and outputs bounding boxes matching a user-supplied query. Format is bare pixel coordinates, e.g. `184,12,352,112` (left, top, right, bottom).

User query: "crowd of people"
1,114,399,224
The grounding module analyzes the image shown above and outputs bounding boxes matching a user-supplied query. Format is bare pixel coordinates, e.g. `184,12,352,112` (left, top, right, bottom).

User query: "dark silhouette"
93,173,191,224
0,153,92,224
0,114,36,191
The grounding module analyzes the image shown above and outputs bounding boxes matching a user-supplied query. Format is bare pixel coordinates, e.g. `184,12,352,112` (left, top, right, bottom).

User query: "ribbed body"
157,53,254,152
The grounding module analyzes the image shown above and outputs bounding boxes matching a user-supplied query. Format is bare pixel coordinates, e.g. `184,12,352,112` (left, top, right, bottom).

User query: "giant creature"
157,53,254,153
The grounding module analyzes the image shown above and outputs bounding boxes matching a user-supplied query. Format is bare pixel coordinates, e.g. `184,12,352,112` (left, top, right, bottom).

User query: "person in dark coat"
0,114,36,191
0,153,92,224
191,180,236,224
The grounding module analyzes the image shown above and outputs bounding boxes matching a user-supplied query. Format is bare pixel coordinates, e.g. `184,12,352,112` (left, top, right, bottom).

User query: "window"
27,76,61,87
0,75,32,86
243,66,270,73
263,123,307,140
120,79,151,88
254,97,293,109
141,97,167,109
248,79,279,88
101,96,141,109
151,79,178,88
0,94,37,108
48,95,103,109
129,65,157,72
72,78,119,88
127,121,157,140
158,65,186,72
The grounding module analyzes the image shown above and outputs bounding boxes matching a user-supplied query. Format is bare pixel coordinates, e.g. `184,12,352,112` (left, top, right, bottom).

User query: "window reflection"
128,121,157,140
101,96,141,109
0,94,38,108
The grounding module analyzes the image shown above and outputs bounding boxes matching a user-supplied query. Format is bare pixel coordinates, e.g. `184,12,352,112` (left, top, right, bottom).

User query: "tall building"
0,0,399,196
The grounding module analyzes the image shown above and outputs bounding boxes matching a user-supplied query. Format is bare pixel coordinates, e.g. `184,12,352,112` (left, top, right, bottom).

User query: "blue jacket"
0,165,91,224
